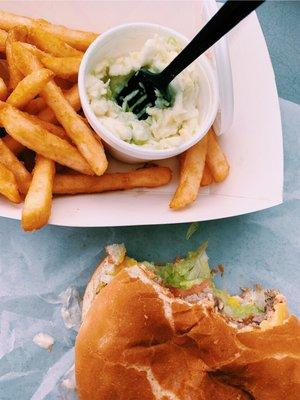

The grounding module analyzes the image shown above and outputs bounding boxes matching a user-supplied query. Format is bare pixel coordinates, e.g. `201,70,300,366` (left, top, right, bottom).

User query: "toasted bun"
76,261,300,400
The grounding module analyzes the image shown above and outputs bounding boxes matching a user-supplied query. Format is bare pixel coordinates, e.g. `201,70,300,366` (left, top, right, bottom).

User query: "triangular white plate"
0,1,283,227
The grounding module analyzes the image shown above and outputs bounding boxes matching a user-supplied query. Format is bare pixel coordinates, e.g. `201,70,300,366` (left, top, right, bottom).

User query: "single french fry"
0,10,32,31
1,108,68,147
6,68,54,109
40,55,81,80
0,162,21,203
22,154,55,231
170,135,208,210
18,110,69,139
0,138,31,193
0,59,9,84
206,129,230,182
0,77,8,101
42,81,107,175
0,105,93,175
201,163,213,186
0,10,98,51
28,25,84,57
0,28,8,53
34,19,98,51
38,83,81,123
19,42,48,60
24,96,46,114
53,166,172,195
11,41,41,76
6,27,28,89
2,135,25,154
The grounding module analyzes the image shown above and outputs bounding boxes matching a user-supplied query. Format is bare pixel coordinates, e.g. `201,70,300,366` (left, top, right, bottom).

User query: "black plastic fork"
116,0,264,119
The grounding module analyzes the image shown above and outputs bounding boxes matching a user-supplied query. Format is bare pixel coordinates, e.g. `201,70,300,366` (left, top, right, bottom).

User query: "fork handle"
160,0,264,85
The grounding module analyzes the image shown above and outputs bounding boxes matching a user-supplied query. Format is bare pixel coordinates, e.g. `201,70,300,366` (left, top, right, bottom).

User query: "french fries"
53,167,172,195
206,129,230,182
0,59,9,84
22,155,55,231
6,68,54,109
2,135,24,154
21,111,68,140
24,96,46,114
6,27,26,89
0,162,21,203
12,43,108,175
0,105,93,175
201,164,213,187
0,138,31,193
0,10,98,51
28,25,83,57
38,84,81,123
21,42,48,59
40,55,81,80
170,136,208,209
11,41,41,75
0,77,8,101
0,10,31,31
0,10,230,231
42,81,108,175
0,28,7,53
33,19,98,51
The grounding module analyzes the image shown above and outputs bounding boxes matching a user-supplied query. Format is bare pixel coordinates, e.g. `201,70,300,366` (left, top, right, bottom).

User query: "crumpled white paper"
0,99,299,399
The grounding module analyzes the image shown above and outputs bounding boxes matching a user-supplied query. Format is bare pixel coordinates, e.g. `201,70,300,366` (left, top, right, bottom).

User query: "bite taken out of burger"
75,243,300,400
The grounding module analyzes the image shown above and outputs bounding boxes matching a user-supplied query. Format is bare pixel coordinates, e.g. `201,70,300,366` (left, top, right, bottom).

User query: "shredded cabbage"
154,241,210,289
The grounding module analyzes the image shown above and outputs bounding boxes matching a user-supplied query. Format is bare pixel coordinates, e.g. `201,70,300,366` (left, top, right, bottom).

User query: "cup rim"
79,22,219,160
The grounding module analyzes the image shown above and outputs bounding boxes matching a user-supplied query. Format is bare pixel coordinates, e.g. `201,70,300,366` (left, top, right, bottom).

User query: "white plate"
0,1,283,227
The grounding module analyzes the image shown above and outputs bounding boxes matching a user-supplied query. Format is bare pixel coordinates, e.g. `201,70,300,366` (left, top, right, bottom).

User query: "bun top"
75,259,300,400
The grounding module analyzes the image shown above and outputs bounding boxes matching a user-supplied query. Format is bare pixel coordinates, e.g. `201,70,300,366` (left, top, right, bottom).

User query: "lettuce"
214,288,264,319
154,241,211,289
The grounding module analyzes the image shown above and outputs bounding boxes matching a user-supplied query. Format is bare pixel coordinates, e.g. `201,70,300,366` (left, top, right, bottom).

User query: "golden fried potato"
0,161,21,203
42,81,107,175
23,96,46,114
201,164,213,187
0,105,93,175
53,166,172,195
6,27,27,89
6,68,54,109
206,129,230,182
170,135,208,209
0,28,7,53
12,43,106,175
38,84,80,123
0,137,31,193
40,55,81,80
0,10,98,51
2,135,24,155
28,25,83,57
22,155,55,231
0,77,8,101
0,59,9,85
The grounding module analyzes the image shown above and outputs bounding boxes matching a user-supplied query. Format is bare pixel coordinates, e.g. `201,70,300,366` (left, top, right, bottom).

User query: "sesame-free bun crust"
76,263,300,400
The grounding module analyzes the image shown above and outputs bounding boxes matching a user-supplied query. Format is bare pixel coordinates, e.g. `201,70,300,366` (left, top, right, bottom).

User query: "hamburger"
75,243,300,400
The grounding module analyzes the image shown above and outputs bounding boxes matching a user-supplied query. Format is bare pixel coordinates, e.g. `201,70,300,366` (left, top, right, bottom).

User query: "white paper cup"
79,23,219,163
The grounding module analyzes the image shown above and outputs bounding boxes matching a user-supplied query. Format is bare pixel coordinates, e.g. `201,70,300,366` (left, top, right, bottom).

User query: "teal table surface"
0,2,299,399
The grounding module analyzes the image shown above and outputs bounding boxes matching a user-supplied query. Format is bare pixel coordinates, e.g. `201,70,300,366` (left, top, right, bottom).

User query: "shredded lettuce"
109,73,133,99
214,288,264,319
154,241,210,289
186,222,200,240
